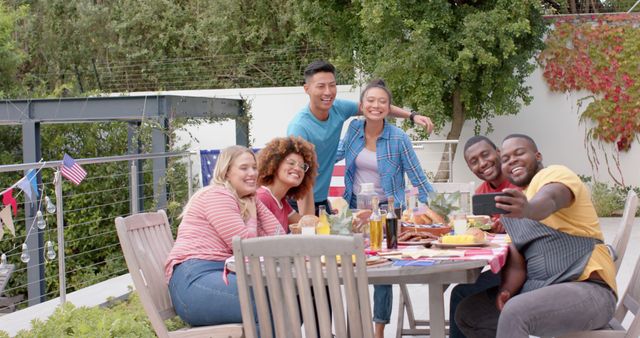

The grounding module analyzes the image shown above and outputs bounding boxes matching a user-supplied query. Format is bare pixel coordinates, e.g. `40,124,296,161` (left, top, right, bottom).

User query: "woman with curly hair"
256,136,317,232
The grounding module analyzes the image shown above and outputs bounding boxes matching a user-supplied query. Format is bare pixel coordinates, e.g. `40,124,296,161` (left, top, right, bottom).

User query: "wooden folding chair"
115,210,243,338
0,264,24,312
233,234,374,338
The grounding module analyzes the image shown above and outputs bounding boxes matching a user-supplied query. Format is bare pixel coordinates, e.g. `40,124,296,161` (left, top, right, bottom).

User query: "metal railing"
0,151,195,310
412,139,459,182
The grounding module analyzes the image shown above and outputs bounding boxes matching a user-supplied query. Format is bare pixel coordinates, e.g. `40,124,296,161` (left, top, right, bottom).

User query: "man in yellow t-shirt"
456,134,617,338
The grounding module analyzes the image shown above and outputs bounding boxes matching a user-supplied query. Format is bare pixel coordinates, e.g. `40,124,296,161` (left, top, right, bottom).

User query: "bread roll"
465,227,486,242
424,208,445,224
411,213,433,225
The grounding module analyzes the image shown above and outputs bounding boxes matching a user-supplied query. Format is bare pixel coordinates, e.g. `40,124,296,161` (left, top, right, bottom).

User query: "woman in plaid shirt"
336,79,434,338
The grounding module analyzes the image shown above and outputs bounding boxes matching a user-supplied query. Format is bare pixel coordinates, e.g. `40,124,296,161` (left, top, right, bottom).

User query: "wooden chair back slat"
278,257,302,338
0,264,15,294
294,255,317,338
263,256,286,337
249,255,272,338
309,255,332,338
611,190,638,271
325,256,348,338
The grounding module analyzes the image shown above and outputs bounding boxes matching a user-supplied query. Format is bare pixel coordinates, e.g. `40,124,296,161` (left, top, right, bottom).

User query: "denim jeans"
168,259,255,327
373,284,393,324
455,281,616,338
449,270,501,338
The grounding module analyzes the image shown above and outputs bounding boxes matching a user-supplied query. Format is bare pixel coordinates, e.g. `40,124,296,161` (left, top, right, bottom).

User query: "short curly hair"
257,136,317,200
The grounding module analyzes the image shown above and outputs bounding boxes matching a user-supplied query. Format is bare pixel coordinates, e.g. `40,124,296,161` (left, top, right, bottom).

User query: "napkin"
402,248,465,259
393,260,436,267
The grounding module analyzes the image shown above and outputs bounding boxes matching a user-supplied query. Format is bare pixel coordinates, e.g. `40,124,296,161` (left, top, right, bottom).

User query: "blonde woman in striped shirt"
165,145,283,328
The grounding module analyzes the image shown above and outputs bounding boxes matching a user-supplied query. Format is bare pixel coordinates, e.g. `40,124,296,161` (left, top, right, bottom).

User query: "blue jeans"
373,284,393,323
449,270,501,338
168,259,256,327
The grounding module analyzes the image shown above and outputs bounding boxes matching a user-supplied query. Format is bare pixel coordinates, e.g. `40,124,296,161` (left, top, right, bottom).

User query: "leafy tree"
293,0,547,181
7,0,330,96
0,2,25,95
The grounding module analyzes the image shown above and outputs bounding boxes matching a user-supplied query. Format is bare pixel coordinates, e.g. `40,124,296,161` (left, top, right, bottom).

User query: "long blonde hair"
181,145,256,220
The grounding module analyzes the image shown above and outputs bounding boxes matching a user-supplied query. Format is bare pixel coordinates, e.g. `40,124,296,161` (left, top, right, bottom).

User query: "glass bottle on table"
403,189,414,222
356,182,376,210
369,196,383,251
316,205,331,235
385,196,398,249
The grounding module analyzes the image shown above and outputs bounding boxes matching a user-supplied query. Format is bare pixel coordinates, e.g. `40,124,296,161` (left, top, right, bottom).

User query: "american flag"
61,154,87,185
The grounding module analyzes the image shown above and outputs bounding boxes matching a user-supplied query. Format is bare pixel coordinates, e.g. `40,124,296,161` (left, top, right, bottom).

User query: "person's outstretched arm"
497,183,573,221
388,105,434,134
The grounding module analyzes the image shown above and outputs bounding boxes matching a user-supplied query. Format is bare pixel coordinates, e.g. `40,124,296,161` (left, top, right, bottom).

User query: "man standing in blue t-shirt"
287,60,434,215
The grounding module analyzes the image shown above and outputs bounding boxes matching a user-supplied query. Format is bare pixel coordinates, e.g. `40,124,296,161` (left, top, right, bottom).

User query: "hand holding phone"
472,192,512,215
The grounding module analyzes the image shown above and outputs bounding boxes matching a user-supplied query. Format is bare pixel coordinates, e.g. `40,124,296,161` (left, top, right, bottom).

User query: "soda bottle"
385,196,398,249
316,205,331,235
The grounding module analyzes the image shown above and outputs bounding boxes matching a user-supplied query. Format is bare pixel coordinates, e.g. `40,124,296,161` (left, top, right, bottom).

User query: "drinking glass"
453,212,468,235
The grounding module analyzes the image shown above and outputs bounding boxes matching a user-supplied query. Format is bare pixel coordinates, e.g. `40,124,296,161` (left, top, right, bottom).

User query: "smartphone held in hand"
472,192,510,215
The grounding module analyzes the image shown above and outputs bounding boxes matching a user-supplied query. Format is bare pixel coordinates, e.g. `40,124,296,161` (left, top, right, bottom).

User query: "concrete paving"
379,217,640,337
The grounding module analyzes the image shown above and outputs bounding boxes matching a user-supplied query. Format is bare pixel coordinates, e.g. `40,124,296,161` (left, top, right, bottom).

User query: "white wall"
444,67,640,187
129,66,640,187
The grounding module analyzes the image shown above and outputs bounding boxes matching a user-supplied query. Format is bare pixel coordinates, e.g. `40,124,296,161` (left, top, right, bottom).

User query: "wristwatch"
409,111,417,124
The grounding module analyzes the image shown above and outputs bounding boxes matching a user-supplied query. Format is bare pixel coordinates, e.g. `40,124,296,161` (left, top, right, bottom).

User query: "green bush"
590,182,625,217
0,293,187,337
581,176,640,217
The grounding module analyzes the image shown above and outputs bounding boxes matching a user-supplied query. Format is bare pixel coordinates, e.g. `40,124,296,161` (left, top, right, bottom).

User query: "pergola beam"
0,95,242,124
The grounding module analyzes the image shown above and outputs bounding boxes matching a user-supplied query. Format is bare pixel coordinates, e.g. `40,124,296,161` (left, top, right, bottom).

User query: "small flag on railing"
16,169,38,200
2,189,18,216
0,205,15,237
61,154,87,185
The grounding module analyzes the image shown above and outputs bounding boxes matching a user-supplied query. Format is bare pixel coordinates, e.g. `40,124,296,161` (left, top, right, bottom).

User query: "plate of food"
400,222,452,237
397,230,438,246
432,228,489,248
